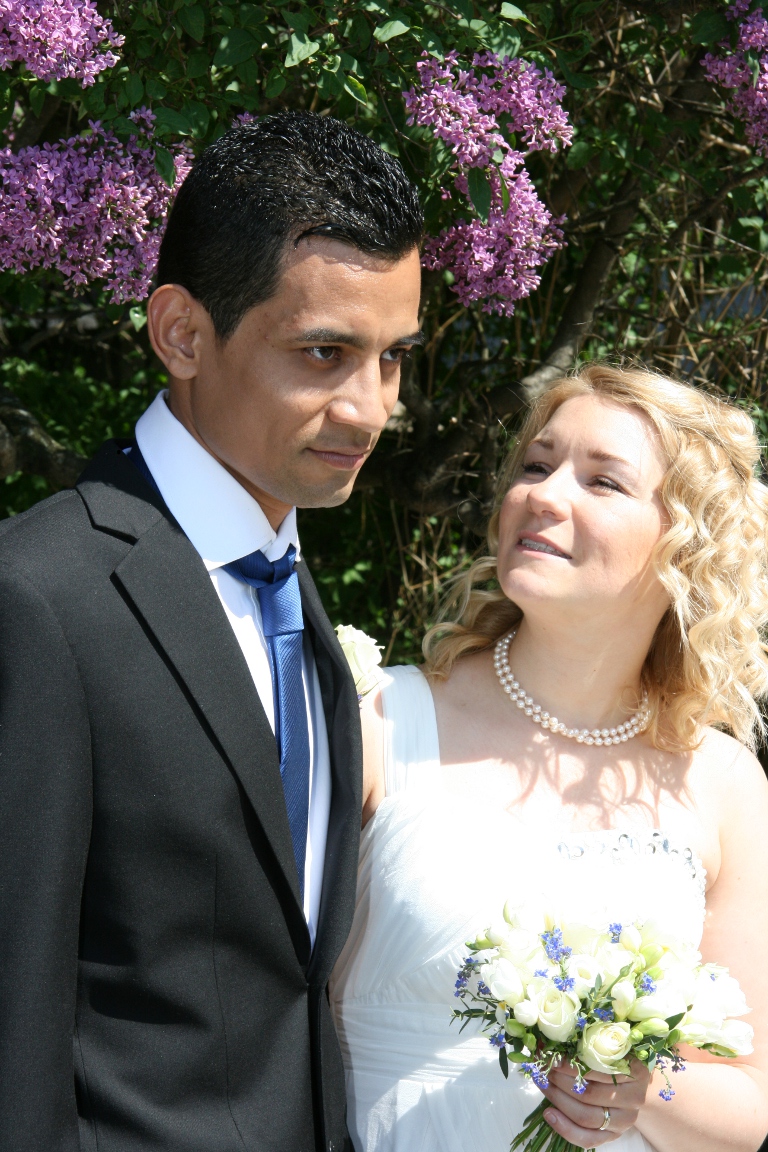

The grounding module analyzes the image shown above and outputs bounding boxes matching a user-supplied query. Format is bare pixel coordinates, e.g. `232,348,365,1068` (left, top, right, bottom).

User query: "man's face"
152,237,422,523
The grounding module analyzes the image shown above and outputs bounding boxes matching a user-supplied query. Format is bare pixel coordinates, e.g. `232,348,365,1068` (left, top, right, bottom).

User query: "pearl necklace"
493,632,650,746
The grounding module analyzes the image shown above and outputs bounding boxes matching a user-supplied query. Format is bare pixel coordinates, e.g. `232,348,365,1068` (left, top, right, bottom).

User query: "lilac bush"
0,0,123,84
0,110,192,301
404,50,572,316
703,0,768,158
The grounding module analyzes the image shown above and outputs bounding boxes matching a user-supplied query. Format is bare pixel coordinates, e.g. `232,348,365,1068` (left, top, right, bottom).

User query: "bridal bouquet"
452,907,752,1152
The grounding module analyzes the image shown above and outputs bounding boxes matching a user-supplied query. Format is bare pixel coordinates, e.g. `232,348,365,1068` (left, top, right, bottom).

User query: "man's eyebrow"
293,327,425,349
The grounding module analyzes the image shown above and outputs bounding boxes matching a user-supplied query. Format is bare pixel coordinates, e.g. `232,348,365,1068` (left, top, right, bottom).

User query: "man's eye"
306,346,338,362
382,347,407,363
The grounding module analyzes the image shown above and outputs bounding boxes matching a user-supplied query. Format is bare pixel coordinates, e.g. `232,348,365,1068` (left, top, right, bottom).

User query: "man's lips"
306,446,370,470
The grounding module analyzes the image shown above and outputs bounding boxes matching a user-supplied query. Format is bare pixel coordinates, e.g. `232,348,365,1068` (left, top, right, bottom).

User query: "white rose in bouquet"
483,958,525,1007
627,984,689,1023
692,968,749,1020
594,942,638,983
610,978,637,1021
560,922,605,956
566,954,602,998
497,926,542,966
335,626,383,695
709,1018,754,1057
530,982,580,1042
579,1020,633,1075
513,998,540,1027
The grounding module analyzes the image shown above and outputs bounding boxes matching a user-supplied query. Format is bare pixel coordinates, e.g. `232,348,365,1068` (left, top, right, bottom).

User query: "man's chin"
288,472,360,510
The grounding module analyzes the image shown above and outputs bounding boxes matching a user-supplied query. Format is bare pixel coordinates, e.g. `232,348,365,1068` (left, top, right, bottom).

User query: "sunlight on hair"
423,362,768,752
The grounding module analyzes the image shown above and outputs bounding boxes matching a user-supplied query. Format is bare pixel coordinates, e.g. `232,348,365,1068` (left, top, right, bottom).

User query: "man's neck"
165,390,293,531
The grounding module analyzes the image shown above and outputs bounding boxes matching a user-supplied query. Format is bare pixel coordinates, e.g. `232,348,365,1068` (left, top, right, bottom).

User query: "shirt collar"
135,390,300,571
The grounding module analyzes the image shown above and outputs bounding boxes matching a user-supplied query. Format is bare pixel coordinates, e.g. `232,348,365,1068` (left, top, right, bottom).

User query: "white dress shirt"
135,391,331,945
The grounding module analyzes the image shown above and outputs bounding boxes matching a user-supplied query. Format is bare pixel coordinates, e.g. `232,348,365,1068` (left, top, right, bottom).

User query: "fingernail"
544,1110,558,1127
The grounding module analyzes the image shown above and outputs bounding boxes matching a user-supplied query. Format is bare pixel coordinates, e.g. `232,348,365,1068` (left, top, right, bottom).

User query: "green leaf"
284,30,321,66
153,145,177,187
29,85,46,118
566,139,593,170
665,1012,685,1031
284,8,310,32
690,10,729,46
264,67,286,97
178,3,205,41
129,306,147,331
125,73,144,106
499,1046,509,1079
500,171,510,213
745,48,762,87
500,3,532,22
344,73,368,103
145,76,167,100
214,28,259,67
239,3,266,28
467,167,492,224
153,107,195,137
373,18,410,42
184,99,210,136
185,49,209,79
556,50,597,89
413,28,444,58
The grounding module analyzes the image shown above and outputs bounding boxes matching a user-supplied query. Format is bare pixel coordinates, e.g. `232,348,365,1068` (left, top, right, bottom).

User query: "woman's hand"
541,1060,652,1148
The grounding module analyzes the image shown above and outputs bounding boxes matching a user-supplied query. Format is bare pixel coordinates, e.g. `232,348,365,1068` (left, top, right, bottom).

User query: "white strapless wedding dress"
330,666,708,1152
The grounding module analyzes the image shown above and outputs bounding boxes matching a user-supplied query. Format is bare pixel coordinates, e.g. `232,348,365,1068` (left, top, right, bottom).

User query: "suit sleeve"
0,566,92,1151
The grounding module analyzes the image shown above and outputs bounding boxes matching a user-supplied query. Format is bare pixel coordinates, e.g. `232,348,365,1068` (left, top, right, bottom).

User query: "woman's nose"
527,468,571,518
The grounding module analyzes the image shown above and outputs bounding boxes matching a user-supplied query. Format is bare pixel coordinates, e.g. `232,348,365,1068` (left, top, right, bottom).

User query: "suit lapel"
298,562,363,985
77,444,309,955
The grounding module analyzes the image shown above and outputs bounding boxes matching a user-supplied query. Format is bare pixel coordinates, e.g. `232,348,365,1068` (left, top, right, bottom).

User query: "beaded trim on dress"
555,828,706,894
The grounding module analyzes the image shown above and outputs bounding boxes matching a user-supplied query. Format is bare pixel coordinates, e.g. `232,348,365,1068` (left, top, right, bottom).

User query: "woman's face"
497,394,671,628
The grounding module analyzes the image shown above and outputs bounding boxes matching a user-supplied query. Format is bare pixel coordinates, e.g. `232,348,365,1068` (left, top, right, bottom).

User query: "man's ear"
147,283,212,380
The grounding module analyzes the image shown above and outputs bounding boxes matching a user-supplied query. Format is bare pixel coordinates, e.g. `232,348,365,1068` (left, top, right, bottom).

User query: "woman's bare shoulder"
694,726,768,832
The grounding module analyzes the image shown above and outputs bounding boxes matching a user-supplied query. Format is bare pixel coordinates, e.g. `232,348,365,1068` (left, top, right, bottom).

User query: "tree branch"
0,390,86,488
12,95,63,152
519,56,711,401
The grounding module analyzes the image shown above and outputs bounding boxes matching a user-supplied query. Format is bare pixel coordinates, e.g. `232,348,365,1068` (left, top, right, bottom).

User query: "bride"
330,363,768,1152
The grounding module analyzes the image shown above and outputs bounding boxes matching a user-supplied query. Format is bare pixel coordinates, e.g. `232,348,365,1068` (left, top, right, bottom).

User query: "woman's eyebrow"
529,437,637,473
587,449,636,472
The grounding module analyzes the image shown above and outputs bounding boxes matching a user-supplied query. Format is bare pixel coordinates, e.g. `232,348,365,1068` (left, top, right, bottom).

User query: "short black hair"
157,111,424,340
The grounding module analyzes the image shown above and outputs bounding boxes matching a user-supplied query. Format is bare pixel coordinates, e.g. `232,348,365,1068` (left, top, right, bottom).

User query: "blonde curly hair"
423,363,768,751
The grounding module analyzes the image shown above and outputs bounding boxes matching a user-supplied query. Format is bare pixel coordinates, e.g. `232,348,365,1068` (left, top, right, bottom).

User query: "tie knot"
224,544,303,638
231,543,296,587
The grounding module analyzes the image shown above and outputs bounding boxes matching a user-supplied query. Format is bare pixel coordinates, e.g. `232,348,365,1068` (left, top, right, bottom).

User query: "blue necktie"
224,547,311,897
128,443,311,897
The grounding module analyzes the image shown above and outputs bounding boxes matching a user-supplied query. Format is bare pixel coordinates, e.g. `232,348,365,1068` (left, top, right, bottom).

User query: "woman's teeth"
520,537,566,557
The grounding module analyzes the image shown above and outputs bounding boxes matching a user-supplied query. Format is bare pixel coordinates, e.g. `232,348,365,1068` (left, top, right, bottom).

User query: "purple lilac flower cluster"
403,50,572,316
0,109,192,301
703,0,768,158
0,0,123,85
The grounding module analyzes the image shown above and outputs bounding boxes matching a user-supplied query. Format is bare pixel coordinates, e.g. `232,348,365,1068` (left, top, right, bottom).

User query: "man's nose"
326,359,393,435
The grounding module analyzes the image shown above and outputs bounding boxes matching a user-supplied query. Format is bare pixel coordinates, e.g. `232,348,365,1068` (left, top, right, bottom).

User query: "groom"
0,112,422,1151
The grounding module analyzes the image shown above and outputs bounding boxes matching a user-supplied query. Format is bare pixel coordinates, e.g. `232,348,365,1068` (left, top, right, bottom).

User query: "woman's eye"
306,346,338,362
591,476,622,492
522,462,548,476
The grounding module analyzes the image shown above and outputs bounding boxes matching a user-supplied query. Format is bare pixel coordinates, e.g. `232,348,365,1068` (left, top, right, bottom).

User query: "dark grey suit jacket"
0,441,363,1152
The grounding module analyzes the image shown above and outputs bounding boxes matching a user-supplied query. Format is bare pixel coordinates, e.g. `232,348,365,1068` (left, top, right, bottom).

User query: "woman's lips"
516,535,571,559
306,447,369,470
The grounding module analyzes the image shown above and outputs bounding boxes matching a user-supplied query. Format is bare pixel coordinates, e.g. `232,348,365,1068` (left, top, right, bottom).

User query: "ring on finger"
599,1108,611,1132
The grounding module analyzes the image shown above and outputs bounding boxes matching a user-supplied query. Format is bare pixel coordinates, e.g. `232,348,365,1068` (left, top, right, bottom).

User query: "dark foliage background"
3,0,768,672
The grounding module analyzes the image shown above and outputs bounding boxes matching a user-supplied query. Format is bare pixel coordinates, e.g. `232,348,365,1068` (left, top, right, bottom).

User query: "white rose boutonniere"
335,625,383,697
